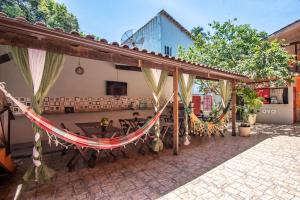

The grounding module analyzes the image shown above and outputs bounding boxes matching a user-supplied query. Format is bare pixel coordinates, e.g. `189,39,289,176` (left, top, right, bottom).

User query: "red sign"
192,96,201,115
203,95,212,112
256,88,270,104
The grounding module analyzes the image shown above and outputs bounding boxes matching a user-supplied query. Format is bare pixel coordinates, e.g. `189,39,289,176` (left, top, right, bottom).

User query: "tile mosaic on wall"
7,96,153,115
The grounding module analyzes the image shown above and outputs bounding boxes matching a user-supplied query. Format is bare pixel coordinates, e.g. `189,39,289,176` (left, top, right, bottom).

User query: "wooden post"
231,81,237,136
295,44,298,72
173,67,179,155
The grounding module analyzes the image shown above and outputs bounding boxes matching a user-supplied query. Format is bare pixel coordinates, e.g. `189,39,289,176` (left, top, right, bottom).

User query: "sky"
57,0,300,43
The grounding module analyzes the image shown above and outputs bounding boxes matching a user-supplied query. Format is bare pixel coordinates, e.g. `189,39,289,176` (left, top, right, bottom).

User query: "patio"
2,123,300,199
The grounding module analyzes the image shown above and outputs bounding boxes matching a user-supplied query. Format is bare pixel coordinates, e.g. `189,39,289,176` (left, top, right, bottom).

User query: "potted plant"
238,105,251,136
100,117,109,132
237,87,264,136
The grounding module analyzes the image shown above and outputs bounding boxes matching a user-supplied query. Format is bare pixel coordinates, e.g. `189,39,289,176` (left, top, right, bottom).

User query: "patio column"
173,67,179,155
231,80,237,136
295,43,298,72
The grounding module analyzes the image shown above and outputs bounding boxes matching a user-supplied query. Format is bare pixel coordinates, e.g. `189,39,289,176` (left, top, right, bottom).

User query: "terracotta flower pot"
239,126,251,137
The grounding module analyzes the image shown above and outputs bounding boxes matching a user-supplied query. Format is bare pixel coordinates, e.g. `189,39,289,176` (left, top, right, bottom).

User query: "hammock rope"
178,93,231,136
0,83,173,150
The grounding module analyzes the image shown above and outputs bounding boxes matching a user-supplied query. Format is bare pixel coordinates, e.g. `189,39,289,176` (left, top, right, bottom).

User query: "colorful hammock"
0,84,173,150
179,93,231,136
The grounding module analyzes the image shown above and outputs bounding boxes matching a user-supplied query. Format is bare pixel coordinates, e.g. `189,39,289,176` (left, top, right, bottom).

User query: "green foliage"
179,19,295,84
0,0,79,32
237,86,264,124
207,102,222,121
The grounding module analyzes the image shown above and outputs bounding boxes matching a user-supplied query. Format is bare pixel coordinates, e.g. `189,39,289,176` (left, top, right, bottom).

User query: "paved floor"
1,124,300,199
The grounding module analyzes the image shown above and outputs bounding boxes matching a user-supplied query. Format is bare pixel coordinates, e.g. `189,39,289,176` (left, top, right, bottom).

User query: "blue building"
121,10,193,56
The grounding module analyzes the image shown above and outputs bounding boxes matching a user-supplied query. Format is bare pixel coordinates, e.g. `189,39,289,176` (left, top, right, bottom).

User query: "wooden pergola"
0,13,251,154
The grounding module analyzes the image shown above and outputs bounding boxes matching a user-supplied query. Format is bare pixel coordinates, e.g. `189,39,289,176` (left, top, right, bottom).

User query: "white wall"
50,56,151,97
0,54,173,99
0,50,173,144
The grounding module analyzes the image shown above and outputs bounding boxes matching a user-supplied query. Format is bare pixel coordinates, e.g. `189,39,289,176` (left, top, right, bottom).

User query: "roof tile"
70,31,80,36
15,16,27,23
54,27,64,32
122,44,129,49
0,12,7,17
85,34,95,40
112,42,119,46
35,21,46,27
0,14,249,79
100,39,108,43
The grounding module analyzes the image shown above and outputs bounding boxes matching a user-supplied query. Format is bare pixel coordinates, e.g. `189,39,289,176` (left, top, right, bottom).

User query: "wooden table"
75,122,121,138
123,118,147,129
73,122,126,169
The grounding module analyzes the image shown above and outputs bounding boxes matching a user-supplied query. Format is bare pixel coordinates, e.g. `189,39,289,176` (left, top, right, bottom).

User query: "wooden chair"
108,120,113,127
60,123,71,155
119,119,131,135
88,128,130,166
60,123,92,172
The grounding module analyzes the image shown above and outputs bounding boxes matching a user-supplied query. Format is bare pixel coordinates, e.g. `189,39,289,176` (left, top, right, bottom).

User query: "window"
164,46,172,56
255,87,288,104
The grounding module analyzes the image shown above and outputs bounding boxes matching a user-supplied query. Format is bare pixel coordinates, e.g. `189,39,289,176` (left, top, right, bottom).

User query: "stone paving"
1,124,300,199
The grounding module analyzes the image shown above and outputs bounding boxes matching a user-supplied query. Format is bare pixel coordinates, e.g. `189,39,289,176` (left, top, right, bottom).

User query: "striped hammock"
179,93,231,136
189,101,231,136
0,84,173,150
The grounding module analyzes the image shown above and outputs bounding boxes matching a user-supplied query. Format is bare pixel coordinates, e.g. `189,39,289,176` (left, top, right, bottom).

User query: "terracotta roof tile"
0,12,7,17
112,41,119,46
15,16,27,23
70,31,80,36
54,27,64,32
0,13,250,80
85,34,95,40
34,21,46,27
122,44,129,49
100,39,108,43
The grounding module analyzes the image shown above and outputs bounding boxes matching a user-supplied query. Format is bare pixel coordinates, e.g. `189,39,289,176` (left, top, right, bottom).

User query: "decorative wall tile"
9,95,154,115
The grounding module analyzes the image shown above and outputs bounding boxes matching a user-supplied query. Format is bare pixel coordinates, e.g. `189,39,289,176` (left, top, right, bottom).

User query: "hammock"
179,93,231,136
0,84,173,150
189,102,231,136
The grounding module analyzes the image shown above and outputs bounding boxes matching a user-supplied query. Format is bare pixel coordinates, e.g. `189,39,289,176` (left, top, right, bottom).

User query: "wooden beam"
0,18,251,82
173,67,179,155
231,81,237,136
0,34,175,71
295,43,299,72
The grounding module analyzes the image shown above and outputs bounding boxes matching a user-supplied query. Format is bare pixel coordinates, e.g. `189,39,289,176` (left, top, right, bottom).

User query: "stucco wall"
256,86,294,124
0,52,173,144
0,54,173,99
160,15,193,56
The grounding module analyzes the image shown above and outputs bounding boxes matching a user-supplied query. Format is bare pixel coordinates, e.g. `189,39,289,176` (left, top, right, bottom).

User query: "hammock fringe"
0,83,173,150
178,92,231,137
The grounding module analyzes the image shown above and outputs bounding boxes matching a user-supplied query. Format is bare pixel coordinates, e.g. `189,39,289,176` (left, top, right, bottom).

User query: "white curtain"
219,80,231,109
179,73,195,145
142,67,168,152
28,48,46,94
28,48,46,181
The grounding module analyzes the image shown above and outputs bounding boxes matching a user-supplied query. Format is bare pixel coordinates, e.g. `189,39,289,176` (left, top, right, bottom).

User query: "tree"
179,19,294,85
0,0,79,32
